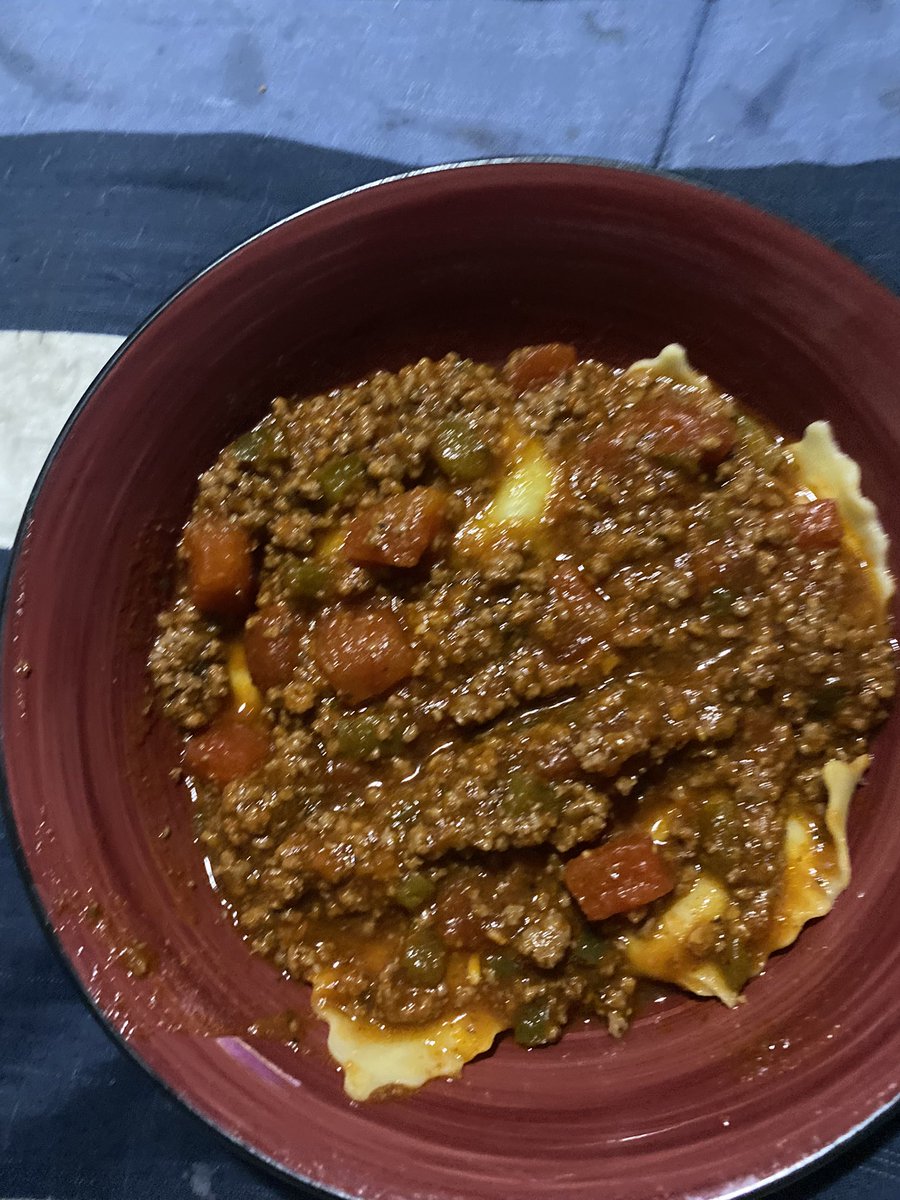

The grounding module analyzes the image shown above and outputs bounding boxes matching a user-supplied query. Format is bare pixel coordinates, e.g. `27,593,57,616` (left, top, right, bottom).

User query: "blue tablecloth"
1,132,900,1199
4,0,900,170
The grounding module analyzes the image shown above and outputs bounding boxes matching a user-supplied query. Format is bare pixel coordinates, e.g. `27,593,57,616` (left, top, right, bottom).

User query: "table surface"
2,4,900,1199
4,0,900,170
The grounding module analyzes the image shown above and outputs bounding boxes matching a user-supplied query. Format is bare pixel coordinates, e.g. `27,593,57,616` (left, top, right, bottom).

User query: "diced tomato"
184,711,271,783
313,605,416,702
643,404,736,470
504,343,577,392
579,433,632,471
344,486,446,568
563,833,675,921
532,740,581,781
433,878,492,949
788,499,843,550
687,539,757,597
184,517,254,619
546,562,609,661
243,603,305,691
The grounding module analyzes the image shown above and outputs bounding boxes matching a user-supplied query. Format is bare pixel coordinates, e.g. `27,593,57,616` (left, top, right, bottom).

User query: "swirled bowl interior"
3,161,900,1200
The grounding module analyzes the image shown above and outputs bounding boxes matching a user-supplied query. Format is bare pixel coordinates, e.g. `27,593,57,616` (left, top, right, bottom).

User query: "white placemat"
0,331,123,547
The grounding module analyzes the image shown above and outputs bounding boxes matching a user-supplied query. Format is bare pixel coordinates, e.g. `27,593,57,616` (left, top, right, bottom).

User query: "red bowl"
3,161,900,1200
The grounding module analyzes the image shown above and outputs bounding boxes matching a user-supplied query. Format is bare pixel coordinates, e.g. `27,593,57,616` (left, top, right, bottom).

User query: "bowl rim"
2,154,899,1200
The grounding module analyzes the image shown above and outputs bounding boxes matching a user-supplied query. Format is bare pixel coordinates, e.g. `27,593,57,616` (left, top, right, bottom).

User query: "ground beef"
150,345,894,1045
149,600,228,729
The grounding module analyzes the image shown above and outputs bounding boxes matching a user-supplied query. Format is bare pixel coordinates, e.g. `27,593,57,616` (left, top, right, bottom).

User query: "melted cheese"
317,525,347,559
227,639,262,713
789,420,893,602
623,873,741,1007
624,343,706,388
311,977,503,1101
456,429,557,551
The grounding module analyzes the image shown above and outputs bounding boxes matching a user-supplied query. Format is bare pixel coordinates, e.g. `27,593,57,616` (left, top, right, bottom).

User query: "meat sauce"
150,345,894,1051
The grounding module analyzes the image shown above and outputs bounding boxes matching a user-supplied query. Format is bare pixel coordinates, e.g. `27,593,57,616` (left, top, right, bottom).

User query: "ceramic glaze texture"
3,162,900,1200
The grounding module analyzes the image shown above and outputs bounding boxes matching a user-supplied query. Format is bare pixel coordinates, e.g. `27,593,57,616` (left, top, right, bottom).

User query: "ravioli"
768,755,867,951
789,420,894,602
312,974,503,1101
162,341,892,1099
621,367,890,1004
624,873,741,1007
227,639,262,713
624,756,870,1002
624,342,706,388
